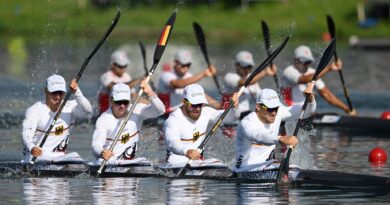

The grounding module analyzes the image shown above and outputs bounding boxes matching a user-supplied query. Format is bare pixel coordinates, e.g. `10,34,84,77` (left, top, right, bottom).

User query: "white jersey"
21,89,92,163
163,106,224,165
281,65,325,105
157,71,193,112
100,70,132,89
92,96,165,161
224,72,261,121
235,101,316,171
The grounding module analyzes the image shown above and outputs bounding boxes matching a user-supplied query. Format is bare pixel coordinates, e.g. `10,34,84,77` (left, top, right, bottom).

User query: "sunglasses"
114,63,127,69
184,99,204,109
114,100,130,106
298,60,312,65
49,91,65,96
260,103,279,113
179,63,191,68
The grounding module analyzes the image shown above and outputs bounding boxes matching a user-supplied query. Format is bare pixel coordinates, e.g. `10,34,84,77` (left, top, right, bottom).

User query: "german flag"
158,25,171,46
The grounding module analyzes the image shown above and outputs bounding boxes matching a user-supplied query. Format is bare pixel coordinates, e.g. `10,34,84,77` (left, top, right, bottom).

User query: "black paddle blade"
261,20,271,55
245,35,289,86
277,148,292,184
193,22,210,65
326,15,336,39
138,41,148,74
312,39,336,81
153,12,176,67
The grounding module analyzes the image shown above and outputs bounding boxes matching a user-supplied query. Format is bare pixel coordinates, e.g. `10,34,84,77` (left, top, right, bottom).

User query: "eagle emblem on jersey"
193,131,201,142
54,125,64,136
121,133,130,144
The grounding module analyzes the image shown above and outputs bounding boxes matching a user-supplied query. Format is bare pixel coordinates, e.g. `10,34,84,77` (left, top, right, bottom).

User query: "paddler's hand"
266,64,277,76
304,81,315,102
288,136,299,148
140,79,156,97
100,150,114,160
231,92,239,108
278,135,298,148
330,59,343,71
348,108,357,116
31,147,42,157
204,65,217,77
185,149,201,160
69,79,78,93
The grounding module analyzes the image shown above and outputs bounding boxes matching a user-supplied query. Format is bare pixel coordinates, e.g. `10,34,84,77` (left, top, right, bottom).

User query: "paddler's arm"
164,118,191,157
237,64,277,86
92,118,113,160
70,79,92,116
169,65,216,89
22,106,42,157
137,79,166,118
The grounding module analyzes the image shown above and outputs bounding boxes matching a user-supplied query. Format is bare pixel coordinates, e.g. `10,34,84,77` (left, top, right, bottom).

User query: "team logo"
121,133,130,144
192,131,201,142
54,125,64,136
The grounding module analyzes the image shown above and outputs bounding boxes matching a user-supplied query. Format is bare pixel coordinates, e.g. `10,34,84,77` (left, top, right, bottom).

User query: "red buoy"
369,147,387,164
380,112,390,120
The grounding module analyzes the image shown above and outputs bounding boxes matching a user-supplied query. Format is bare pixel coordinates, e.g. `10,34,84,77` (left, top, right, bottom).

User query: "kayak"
2,161,390,189
302,113,390,136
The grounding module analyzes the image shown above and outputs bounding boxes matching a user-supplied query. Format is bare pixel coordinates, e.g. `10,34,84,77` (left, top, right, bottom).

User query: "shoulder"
160,72,176,81
283,65,297,75
165,109,182,127
26,101,44,114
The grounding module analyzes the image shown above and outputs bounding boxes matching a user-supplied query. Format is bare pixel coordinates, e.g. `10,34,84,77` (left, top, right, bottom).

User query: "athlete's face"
111,99,130,118
294,59,311,73
236,63,252,77
45,90,65,112
256,103,279,123
112,63,127,77
173,60,190,77
181,99,205,120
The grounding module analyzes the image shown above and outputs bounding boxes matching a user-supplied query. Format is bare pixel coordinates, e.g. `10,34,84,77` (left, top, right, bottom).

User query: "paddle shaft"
193,22,223,95
176,36,290,177
96,12,176,176
30,10,121,164
326,15,354,112
139,41,156,90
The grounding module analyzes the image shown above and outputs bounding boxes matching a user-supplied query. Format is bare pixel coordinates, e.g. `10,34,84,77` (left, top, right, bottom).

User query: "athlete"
22,74,92,164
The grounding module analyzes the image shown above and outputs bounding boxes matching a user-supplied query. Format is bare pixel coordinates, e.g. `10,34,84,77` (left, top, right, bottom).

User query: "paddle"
261,20,279,90
326,15,354,113
138,41,156,91
176,36,290,177
193,22,223,95
96,12,176,176
30,10,121,164
276,39,336,184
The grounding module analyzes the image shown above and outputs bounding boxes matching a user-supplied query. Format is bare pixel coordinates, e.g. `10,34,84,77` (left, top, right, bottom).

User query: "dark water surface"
0,42,390,204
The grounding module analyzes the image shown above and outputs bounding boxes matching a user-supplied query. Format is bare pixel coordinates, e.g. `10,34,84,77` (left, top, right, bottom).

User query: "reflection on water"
23,178,70,204
93,178,139,205
167,179,209,204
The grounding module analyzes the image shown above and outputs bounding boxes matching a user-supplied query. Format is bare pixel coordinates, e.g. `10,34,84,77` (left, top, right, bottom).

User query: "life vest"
98,92,110,114
281,87,293,106
221,93,232,109
158,93,171,113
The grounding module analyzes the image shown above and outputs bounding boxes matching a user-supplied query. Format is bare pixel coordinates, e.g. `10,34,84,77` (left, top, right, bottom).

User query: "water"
1,41,390,203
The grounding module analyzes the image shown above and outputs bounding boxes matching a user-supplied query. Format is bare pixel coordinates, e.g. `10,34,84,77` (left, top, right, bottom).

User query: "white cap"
294,45,314,62
257,88,281,108
111,83,131,101
183,84,208,104
174,50,192,64
111,50,130,67
46,74,67,93
235,51,255,67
